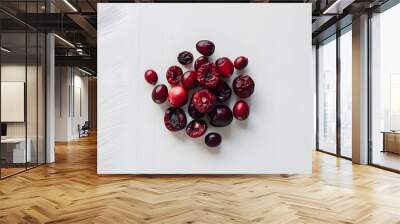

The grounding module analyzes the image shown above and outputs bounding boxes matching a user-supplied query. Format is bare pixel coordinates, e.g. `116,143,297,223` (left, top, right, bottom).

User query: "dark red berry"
205,132,221,147
196,63,220,89
186,120,207,138
144,69,158,85
213,80,232,102
215,57,234,77
164,107,187,132
196,40,215,56
234,56,248,70
166,65,183,85
177,51,193,65
208,105,233,127
181,71,198,89
168,86,188,107
194,56,209,70
233,100,250,120
152,84,168,104
192,89,216,113
232,74,255,98
188,100,205,119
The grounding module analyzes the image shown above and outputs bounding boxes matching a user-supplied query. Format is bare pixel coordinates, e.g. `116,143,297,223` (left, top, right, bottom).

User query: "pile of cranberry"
144,40,255,147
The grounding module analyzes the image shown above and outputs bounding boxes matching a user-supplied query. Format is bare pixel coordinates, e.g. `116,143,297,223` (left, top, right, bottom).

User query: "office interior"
1,0,400,222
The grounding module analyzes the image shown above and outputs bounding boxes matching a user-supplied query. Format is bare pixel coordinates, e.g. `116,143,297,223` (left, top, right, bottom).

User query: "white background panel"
98,3,313,174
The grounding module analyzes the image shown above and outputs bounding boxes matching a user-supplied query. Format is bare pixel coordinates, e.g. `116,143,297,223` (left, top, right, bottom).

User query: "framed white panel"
1,82,25,122
98,3,313,174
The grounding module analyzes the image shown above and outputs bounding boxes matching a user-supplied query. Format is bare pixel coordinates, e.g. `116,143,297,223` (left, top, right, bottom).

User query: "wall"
55,67,89,141
98,3,313,174
1,63,46,165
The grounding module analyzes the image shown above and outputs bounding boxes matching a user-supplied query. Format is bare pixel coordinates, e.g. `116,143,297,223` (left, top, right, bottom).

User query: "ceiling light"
63,0,78,12
54,34,75,48
323,0,344,15
1,47,11,53
78,67,93,76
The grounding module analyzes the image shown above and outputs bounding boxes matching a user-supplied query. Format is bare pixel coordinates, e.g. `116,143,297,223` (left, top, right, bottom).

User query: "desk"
1,138,31,163
382,131,400,154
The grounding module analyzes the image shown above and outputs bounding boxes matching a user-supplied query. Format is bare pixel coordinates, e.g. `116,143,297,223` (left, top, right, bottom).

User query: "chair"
79,121,90,138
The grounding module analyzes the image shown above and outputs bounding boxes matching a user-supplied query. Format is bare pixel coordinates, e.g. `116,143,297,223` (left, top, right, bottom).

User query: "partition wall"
0,1,46,179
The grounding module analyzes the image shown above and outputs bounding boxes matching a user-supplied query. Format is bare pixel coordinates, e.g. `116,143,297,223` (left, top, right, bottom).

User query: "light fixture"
54,34,75,48
322,0,356,15
78,67,93,76
322,0,341,14
1,47,11,53
63,0,78,12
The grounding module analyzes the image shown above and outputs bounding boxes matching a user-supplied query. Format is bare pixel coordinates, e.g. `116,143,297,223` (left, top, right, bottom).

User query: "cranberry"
213,80,232,102
152,84,168,104
168,86,188,107
144,69,158,85
197,63,220,89
186,120,207,138
196,40,215,56
208,105,233,127
233,100,250,120
192,89,216,114
164,107,187,132
215,57,234,77
232,74,255,98
181,71,198,89
188,101,205,119
194,56,209,70
166,65,183,85
205,132,221,147
177,51,193,65
234,56,248,70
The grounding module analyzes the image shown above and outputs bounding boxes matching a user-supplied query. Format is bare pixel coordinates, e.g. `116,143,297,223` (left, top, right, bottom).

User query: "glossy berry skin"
194,56,209,70
181,71,198,89
177,51,193,65
152,84,168,104
144,69,158,85
213,80,232,103
164,107,187,132
186,120,207,138
196,63,220,89
208,105,233,127
234,56,248,70
168,86,188,107
215,57,234,77
192,89,216,114
232,74,255,98
166,65,183,85
188,101,205,119
196,40,215,56
233,100,250,120
205,132,221,147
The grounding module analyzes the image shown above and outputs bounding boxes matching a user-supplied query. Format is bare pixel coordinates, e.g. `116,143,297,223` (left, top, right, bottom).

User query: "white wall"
98,3,313,174
55,67,89,141
1,64,46,163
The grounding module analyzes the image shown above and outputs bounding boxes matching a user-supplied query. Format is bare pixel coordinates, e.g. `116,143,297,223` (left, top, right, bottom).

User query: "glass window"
371,3,400,171
0,1,46,179
318,37,337,154
340,29,352,158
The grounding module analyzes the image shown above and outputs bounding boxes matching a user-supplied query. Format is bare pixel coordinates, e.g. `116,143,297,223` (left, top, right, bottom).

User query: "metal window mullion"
336,30,341,157
316,45,320,150
25,0,28,171
367,11,373,165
